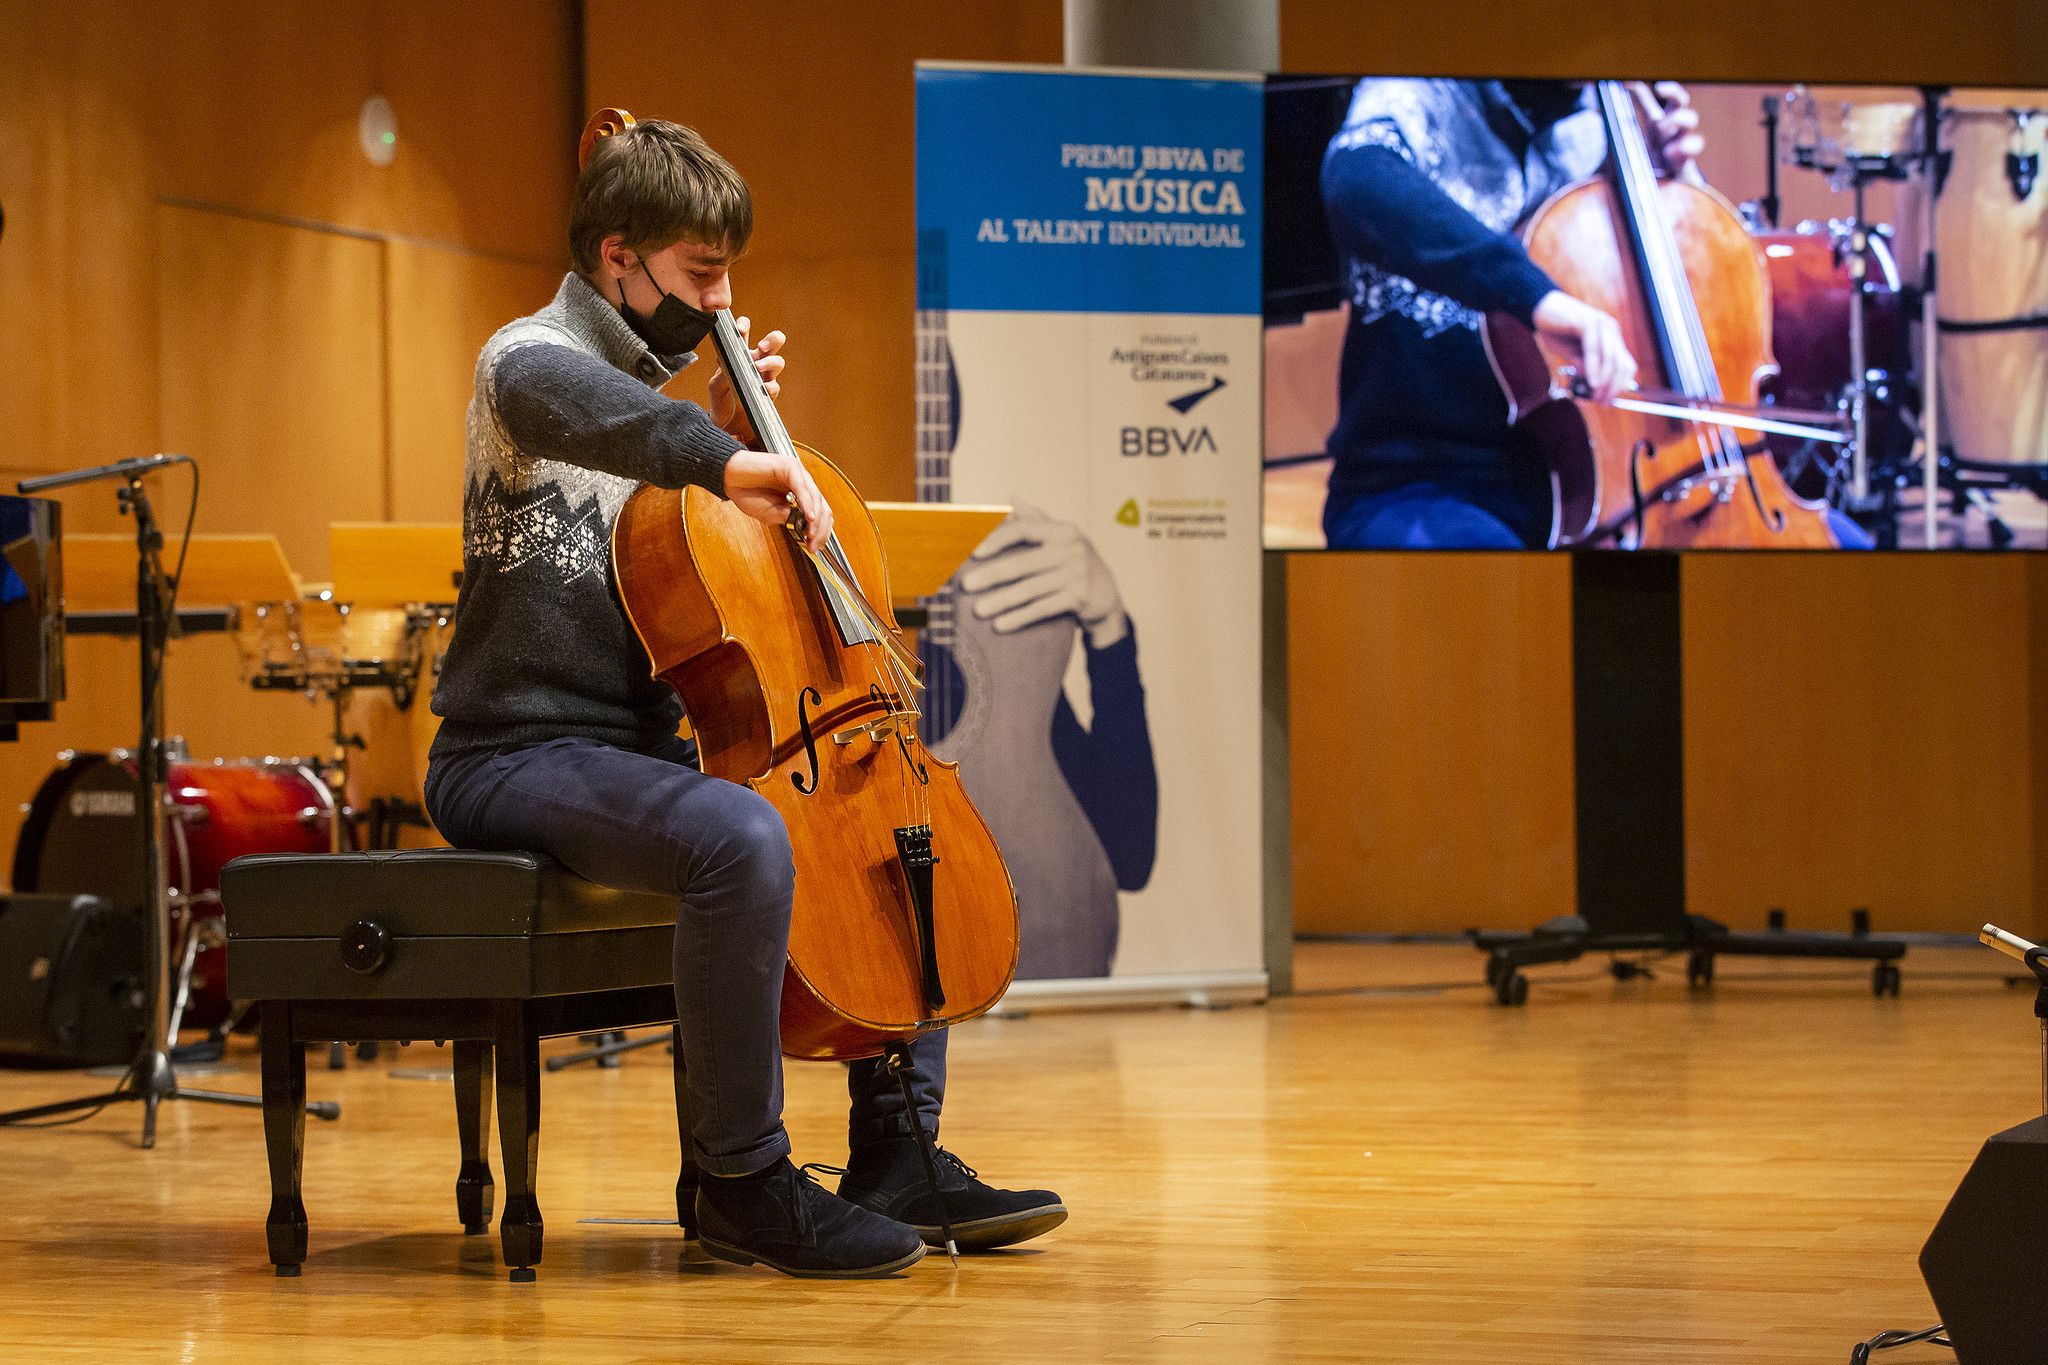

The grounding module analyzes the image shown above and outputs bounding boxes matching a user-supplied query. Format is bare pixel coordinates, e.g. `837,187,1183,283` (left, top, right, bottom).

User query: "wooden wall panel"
0,2,576,882
1278,0,2040,87
0,5,161,477
1289,554,1577,934
156,204,389,582
144,0,574,266
385,242,561,523
1685,556,2035,933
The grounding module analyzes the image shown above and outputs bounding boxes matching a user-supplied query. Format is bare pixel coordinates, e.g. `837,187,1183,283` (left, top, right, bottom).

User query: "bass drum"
12,753,337,1031
1756,222,1913,501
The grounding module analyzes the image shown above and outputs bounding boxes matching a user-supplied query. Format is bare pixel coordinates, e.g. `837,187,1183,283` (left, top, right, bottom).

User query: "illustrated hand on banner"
958,504,1131,650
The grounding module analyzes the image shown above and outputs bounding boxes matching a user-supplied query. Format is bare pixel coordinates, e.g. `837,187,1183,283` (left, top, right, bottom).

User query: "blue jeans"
1325,482,1528,549
1325,483,1879,550
424,734,946,1175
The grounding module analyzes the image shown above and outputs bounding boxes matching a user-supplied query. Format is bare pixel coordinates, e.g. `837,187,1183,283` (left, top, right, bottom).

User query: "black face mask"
620,260,718,355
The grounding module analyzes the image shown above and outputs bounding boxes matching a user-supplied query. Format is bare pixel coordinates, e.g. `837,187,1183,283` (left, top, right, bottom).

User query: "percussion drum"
236,597,418,697
12,752,337,1031
235,599,318,688
1756,221,1913,498
1920,105,2048,464
343,603,454,847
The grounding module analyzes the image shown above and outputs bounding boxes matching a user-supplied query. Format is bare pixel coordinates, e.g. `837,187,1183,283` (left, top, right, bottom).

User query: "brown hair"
569,119,752,275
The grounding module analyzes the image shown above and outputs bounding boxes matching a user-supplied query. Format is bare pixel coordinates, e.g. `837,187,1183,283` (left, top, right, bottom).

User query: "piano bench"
222,849,686,1283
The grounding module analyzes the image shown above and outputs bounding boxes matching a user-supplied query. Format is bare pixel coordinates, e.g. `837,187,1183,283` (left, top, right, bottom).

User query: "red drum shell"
1755,225,1911,497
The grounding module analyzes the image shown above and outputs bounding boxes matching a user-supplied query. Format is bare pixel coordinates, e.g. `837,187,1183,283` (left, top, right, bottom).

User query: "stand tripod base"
0,1047,339,1146
1471,913,1908,1006
544,1029,668,1071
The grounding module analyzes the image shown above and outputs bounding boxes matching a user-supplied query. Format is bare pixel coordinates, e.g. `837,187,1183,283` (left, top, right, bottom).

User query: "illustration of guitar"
915,232,1156,979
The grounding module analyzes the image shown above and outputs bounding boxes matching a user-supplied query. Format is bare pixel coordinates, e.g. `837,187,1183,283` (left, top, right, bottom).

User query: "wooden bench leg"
453,1040,495,1236
672,1023,697,1235
494,1003,542,1282
259,1001,309,1276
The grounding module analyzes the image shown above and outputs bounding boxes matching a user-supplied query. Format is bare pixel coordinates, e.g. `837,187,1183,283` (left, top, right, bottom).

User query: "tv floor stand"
1470,553,1907,1006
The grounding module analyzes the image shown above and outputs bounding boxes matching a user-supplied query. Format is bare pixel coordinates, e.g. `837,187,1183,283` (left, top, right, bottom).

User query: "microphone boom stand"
0,465,338,1144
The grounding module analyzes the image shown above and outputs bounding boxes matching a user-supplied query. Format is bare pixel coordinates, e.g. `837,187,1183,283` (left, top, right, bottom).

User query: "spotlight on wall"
359,95,397,167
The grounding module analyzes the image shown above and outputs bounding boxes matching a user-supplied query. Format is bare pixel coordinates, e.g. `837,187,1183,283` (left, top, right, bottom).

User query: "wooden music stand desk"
62,532,301,612
866,502,1009,604
322,508,1003,610
329,523,463,608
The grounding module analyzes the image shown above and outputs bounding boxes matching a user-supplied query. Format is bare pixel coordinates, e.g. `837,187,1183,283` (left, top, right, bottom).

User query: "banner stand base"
990,971,1269,1017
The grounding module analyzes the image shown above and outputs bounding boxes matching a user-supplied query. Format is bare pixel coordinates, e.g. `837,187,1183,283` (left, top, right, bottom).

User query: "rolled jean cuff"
694,1128,792,1178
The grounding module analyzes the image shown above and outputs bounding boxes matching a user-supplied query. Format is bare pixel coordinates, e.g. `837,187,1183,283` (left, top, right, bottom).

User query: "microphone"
1981,924,2041,963
18,453,188,494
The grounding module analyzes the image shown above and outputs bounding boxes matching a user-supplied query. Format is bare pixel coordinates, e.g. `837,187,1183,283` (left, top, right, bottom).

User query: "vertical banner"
915,62,1265,997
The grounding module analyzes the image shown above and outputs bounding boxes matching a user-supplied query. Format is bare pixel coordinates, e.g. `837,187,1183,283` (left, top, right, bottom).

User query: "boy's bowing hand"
722,449,833,554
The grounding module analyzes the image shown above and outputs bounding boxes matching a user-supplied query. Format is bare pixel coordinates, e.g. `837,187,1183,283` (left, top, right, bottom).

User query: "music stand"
548,500,1011,1072
0,488,336,1144
328,521,462,608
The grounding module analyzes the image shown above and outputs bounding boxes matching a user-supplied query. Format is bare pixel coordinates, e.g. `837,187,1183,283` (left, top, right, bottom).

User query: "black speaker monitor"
1919,1113,2048,1364
0,893,146,1069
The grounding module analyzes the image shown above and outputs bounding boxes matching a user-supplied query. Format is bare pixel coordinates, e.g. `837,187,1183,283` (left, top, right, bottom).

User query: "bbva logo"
1119,426,1217,457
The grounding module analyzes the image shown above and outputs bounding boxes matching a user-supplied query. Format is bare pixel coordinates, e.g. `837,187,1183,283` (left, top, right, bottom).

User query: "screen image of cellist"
1261,76,2048,551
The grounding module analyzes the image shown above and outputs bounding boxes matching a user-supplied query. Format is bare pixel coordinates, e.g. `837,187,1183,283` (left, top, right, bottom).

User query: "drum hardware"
2006,110,2038,201
234,596,453,853
0,457,338,1142
1785,89,1919,514
1755,94,1783,230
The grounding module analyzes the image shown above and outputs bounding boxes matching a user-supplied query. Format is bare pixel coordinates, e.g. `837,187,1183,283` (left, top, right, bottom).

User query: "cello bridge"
832,710,920,748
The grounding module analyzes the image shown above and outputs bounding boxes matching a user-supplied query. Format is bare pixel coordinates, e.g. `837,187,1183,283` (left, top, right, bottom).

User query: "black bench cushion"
222,849,675,939
221,850,680,1002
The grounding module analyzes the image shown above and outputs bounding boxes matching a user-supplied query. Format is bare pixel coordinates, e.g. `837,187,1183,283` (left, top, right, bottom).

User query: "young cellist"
424,116,1066,1278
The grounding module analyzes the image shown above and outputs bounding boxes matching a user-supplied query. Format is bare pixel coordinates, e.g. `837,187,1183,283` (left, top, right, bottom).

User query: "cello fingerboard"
708,309,875,649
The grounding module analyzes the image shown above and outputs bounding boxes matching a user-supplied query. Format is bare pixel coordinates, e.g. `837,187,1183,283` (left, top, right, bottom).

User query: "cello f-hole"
792,686,823,795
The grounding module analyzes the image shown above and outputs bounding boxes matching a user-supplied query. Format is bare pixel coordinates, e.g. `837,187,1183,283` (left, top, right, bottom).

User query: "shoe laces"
804,1148,977,1188
934,1148,978,1182
784,1161,834,1238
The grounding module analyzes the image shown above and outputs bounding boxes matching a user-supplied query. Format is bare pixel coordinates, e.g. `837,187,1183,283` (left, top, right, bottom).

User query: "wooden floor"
0,943,2025,1363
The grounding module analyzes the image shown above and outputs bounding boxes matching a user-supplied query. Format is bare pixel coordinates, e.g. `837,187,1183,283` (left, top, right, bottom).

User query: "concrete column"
1064,0,1278,73
1065,0,1291,994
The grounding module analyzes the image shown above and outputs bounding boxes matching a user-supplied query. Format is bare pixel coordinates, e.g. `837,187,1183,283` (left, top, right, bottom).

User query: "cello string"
1605,82,1726,479
1612,83,1746,476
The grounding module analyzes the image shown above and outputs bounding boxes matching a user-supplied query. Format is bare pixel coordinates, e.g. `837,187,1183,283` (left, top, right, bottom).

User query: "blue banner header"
916,67,1263,316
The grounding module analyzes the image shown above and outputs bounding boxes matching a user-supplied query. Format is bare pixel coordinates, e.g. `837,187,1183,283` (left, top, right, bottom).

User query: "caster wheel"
509,1266,537,1284
1873,962,1901,998
1687,952,1714,988
1495,970,1529,1006
1484,955,1506,989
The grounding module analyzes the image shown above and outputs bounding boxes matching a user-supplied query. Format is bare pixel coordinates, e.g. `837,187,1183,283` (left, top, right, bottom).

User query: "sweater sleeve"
1322,143,1558,325
492,340,741,494
1049,630,1158,892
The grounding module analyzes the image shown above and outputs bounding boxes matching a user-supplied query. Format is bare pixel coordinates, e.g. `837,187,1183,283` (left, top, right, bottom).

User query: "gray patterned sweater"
428,272,742,759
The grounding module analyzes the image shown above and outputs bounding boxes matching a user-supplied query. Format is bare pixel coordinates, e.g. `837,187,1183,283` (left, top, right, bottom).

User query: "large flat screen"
1262,75,2048,550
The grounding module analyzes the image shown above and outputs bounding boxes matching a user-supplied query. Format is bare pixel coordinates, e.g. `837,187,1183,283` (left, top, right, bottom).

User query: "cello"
1485,82,1841,548
592,111,1018,1082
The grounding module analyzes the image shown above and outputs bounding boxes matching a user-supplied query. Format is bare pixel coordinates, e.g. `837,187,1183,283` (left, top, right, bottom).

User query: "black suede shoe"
695,1158,926,1278
832,1138,1068,1251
